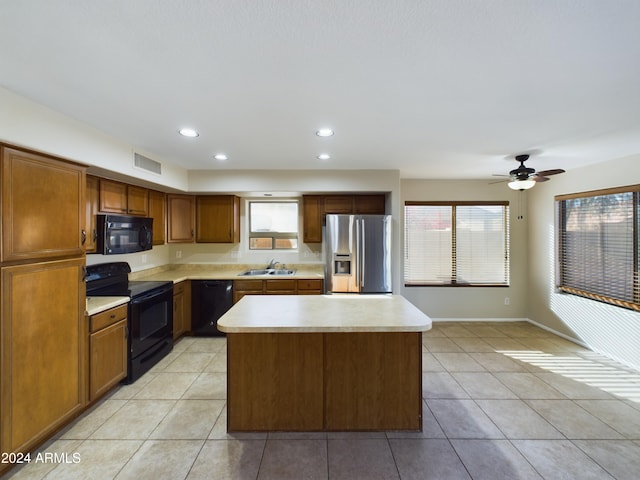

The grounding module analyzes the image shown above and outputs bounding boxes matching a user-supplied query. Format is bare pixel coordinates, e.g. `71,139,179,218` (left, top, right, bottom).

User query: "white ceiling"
2,1,640,180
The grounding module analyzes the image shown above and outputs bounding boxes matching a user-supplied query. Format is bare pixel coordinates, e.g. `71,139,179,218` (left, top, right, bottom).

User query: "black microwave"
96,214,153,255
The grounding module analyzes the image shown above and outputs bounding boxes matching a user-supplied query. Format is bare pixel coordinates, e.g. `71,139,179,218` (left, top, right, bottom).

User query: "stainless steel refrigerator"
324,214,392,294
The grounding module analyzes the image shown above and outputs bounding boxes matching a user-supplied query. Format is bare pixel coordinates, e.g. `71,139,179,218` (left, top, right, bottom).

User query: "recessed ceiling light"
214,153,228,161
316,128,334,137
318,153,331,160
179,128,199,137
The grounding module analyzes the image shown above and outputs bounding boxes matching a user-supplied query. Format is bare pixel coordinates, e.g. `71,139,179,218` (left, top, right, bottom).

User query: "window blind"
404,202,510,286
557,186,639,311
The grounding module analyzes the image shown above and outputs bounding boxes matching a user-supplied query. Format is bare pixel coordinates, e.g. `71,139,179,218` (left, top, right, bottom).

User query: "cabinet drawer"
234,279,264,292
265,279,297,292
297,279,323,291
91,304,127,333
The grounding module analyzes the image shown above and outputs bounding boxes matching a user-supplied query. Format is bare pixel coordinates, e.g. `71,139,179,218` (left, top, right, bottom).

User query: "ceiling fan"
493,154,565,190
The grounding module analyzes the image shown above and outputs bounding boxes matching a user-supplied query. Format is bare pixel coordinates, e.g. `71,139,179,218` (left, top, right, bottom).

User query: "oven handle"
130,285,173,305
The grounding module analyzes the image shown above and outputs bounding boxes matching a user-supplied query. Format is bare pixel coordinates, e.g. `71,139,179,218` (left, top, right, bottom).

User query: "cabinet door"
353,194,386,214
196,195,240,243
148,190,166,245
323,195,354,214
302,195,323,243
1,258,86,454
167,194,195,243
173,283,185,339
1,147,86,262
127,185,149,216
89,319,127,401
85,175,100,253
99,179,128,214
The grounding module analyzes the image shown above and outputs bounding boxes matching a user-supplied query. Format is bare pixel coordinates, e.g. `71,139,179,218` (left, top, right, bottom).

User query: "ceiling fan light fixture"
508,179,536,190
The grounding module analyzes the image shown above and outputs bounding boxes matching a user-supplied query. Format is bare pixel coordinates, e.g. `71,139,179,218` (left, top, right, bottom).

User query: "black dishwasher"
191,280,234,336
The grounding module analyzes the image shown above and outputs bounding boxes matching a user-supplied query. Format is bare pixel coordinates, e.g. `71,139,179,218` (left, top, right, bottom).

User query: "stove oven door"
129,284,173,361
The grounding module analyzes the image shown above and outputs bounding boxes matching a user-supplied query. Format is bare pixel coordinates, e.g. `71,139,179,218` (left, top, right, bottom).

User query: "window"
248,201,299,250
404,201,510,286
556,185,639,311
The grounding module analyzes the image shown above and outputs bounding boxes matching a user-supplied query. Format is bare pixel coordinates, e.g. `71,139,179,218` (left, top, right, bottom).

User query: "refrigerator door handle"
360,218,365,288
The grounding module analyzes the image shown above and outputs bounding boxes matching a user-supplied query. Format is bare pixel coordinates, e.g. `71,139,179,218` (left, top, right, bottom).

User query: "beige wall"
0,86,189,191
400,179,529,319
527,154,640,370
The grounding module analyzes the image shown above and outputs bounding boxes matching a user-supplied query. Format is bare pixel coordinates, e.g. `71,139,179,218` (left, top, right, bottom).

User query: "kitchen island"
217,295,432,432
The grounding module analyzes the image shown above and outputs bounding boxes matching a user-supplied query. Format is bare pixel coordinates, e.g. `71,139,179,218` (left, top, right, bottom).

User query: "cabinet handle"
110,314,116,319
93,229,98,241
81,229,86,245
125,325,129,339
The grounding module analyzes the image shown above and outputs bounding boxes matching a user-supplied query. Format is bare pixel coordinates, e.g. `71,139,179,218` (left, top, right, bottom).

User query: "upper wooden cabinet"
354,194,386,214
99,179,148,216
167,194,196,243
303,196,323,244
1,146,86,263
323,195,354,214
196,195,240,243
127,185,149,216
302,194,386,243
98,179,127,214
85,175,100,253
148,189,166,245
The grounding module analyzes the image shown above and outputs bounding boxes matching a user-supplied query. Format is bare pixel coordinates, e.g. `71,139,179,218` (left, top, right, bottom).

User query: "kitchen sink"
269,269,296,276
238,269,296,276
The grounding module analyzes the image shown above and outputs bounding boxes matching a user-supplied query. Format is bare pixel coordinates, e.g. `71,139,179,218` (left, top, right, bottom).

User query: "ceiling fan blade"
489,179,509,184
532,175,550,182
536,168,565,176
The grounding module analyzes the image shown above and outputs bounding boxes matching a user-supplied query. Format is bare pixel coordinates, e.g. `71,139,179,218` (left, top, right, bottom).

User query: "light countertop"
217,294,432,333
131,264,324,284
86,296,129,316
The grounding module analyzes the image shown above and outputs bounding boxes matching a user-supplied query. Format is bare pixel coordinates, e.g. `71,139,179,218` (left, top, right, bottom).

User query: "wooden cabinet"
127,185,149,216
148,189,166,245
88,304,127,402
323,195,354,214
354,194,386,214
303,196,323,244
297,279,324,295
196,195,240,243
173,280,191,340
233,279,264,304
265,279,297,295
167,194,196,243
85,174,100,253
1,146,86,262
0,145,86,476
233,278,323,303
99,179,149,216
99,178,128,214
302,194,386,243
1,258,86,460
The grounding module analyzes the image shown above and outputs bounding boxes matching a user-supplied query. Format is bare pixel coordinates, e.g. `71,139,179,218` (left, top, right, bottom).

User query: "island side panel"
324,331,422,431
226,332,324,431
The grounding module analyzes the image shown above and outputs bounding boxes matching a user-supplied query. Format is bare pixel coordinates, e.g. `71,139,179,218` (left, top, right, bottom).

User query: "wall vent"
133,153,162,175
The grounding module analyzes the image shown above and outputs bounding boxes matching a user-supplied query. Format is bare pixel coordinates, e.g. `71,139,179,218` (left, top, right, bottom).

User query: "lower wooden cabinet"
88,304,128,402
173,280,191,339
233,279,324,303
0,258,86,466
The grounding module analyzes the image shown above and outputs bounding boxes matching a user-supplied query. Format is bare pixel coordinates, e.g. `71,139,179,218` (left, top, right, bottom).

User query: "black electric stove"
86,262,174,383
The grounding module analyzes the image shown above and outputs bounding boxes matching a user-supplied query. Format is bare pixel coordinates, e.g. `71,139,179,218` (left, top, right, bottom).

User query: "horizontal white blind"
558,189,639,310
404,202,509,286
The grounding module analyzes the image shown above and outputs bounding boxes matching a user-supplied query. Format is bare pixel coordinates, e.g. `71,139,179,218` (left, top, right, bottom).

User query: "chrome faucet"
267,259,280,269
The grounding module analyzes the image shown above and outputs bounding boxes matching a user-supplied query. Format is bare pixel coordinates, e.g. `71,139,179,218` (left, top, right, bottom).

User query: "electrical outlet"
504,297,510,306
176,250,182,259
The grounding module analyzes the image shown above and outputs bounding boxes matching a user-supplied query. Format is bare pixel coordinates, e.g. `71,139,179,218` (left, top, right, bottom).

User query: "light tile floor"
5,321,640,479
